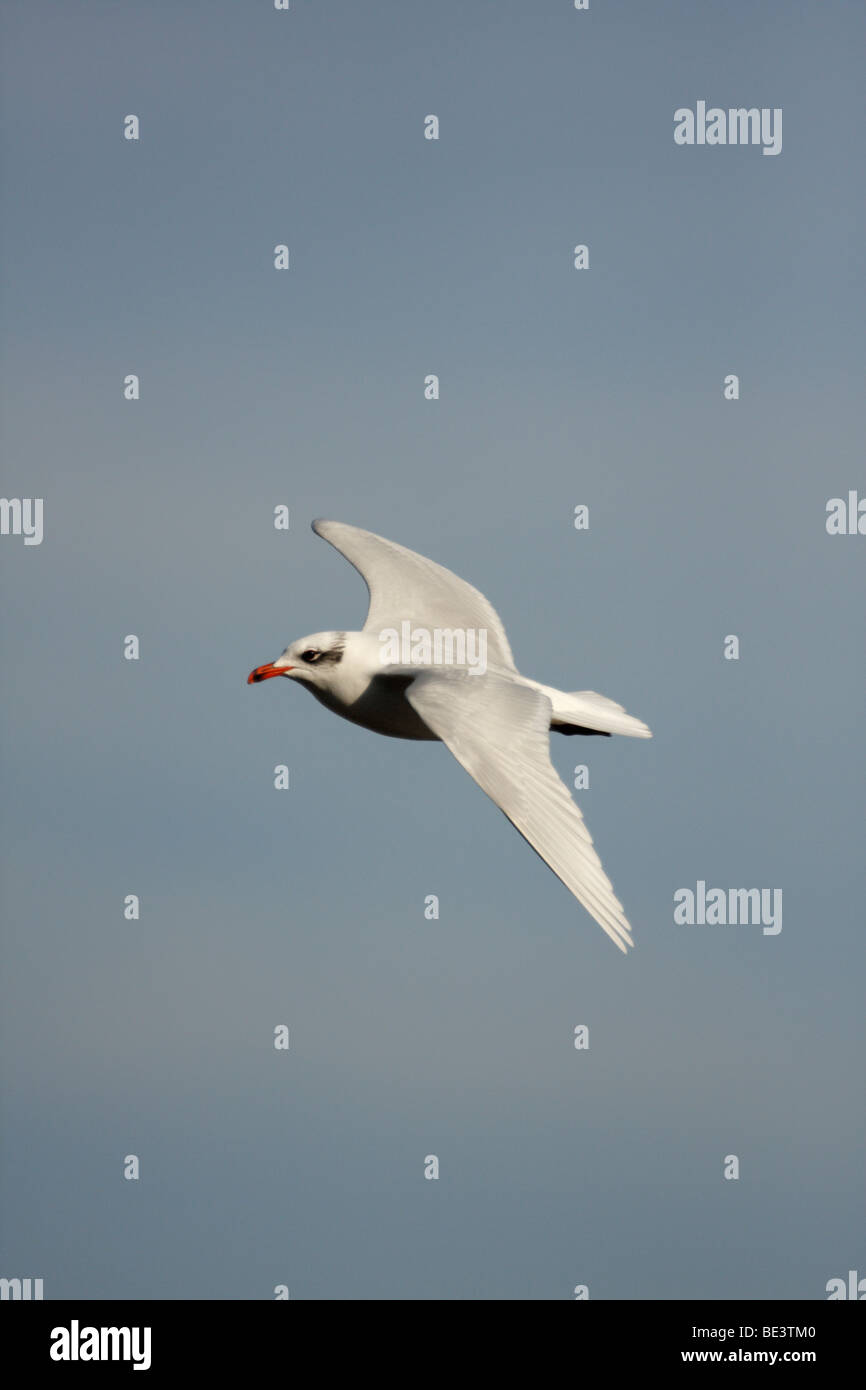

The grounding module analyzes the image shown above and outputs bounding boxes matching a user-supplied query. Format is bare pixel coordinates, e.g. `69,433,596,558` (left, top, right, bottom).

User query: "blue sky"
1,0,863,1298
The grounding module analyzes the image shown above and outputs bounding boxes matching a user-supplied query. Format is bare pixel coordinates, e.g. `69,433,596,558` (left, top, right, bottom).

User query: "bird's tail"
541,687,653,739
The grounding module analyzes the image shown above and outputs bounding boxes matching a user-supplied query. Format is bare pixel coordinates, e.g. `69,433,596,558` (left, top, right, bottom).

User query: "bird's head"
247,631,347,688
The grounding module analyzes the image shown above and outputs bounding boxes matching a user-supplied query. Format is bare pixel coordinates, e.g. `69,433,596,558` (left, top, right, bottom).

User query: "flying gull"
248,520,651,952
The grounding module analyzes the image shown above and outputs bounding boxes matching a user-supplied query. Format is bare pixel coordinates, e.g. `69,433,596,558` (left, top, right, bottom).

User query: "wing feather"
312,520,516,672
404,669,635,952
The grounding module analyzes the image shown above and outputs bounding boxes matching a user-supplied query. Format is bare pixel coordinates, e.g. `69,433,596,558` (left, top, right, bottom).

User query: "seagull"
248,520,652,952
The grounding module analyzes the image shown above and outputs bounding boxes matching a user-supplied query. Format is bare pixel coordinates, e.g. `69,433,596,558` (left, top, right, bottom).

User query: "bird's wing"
312,520,517,672
402,668,635,952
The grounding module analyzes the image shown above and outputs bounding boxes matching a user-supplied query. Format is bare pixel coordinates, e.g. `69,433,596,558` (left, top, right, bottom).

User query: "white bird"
248,520,652,952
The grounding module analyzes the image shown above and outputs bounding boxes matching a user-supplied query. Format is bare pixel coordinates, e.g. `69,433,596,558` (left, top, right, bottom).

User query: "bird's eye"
302,649,321,663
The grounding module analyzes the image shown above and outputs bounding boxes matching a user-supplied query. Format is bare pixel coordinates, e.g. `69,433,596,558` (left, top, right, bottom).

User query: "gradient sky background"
1,0,863,1300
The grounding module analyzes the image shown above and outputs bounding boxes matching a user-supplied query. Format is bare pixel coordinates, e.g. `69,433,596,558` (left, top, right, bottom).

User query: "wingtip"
626,719,653,738
312,518,352,541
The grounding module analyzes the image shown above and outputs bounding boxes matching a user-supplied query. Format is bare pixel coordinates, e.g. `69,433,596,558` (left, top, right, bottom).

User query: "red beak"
247,662,292,685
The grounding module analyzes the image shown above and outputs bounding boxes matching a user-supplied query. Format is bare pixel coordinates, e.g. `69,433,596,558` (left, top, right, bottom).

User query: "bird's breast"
309,675,440,741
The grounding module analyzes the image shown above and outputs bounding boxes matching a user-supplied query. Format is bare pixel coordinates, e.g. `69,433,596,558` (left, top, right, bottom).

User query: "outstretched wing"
402,668,635,952
312,520,517,672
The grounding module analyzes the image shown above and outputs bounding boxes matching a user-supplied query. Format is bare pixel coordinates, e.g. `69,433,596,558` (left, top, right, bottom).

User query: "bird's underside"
316,667,618,743
250,519,652,953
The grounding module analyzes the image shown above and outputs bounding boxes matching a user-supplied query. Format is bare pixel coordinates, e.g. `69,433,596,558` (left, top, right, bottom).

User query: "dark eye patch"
303,634,346,667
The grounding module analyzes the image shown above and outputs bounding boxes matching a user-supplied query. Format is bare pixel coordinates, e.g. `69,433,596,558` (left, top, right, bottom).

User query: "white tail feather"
539,686,652,738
